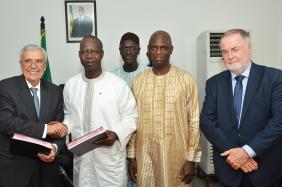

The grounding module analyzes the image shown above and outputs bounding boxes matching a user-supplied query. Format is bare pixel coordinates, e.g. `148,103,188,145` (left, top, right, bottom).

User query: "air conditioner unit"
197,31,226,175
197,31,226,105
199,134,214,175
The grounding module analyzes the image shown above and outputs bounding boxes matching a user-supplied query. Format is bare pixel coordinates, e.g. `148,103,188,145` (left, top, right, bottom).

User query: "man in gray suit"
0,44,68,187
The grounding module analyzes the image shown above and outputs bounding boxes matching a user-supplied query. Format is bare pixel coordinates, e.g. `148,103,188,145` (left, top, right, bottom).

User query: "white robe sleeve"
63,82,72,135
112,82,137,151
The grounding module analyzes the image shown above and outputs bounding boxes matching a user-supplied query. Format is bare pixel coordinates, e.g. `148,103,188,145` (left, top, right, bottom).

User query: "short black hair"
80,35,103,50
120,32,139,46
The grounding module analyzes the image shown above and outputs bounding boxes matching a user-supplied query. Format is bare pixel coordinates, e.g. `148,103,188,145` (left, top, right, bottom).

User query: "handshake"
47,121,68,139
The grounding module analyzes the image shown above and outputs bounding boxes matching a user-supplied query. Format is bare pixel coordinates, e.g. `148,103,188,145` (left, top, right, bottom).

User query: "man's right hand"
47,121,68,138
128,158,137,183
38,144,57,163
221,147,250,170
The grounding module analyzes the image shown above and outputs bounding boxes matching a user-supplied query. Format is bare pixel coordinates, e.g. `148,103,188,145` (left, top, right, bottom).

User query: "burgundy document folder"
10,133,52,158
67,127,107,157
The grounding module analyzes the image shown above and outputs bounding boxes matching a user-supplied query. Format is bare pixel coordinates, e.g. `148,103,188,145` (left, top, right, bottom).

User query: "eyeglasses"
79,50,101,56
21,59,45,67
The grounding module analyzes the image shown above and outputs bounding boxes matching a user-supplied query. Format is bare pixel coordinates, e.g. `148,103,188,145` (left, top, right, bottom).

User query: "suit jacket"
71,15,93,37
0,75,65,187
200,63,282,187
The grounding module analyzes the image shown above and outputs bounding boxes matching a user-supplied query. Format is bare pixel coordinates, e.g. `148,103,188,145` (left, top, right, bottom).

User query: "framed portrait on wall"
65,0,97,43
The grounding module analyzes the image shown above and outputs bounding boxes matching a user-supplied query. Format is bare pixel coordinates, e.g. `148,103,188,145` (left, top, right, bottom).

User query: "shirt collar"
82,70,105,83
26,80,41,91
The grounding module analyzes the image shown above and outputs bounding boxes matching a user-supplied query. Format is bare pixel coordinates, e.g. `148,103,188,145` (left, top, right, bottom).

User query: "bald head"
147,30,173,73
148,30,172,46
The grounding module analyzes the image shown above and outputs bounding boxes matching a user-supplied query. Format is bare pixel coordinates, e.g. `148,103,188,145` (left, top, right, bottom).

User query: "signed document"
10,133,52,158
67,127,107,157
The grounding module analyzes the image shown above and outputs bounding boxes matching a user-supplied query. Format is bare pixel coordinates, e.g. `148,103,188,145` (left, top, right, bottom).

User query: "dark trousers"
27,162,64,187
219,176,280,187
27,164,40,187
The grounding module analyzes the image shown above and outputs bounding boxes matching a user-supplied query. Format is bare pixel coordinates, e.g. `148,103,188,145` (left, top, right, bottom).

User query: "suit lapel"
39,81,50,122
240,63,263,125
18,75,38,120
222,71,237,126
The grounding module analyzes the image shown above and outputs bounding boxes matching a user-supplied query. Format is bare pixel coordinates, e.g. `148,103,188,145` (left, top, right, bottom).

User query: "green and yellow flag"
40,17,52,82
69,5,74,36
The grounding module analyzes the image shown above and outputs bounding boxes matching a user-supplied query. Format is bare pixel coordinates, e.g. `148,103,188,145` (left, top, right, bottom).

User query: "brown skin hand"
94,130,118,147
180,161,195,184
128,158,137,183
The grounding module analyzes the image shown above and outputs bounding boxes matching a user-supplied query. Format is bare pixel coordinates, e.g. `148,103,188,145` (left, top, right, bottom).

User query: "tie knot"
30,87,37,95
235,75,244,82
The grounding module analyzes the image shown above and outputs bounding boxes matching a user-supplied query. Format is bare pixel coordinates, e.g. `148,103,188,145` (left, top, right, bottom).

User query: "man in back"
112,32,148,87
112,32,148,187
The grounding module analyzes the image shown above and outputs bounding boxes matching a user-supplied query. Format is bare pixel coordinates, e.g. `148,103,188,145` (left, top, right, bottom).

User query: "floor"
192,175,219,187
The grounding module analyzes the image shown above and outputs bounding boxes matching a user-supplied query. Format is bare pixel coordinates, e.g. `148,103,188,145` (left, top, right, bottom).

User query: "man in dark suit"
0,44,68,187
200,29,282,187
71,6,93,38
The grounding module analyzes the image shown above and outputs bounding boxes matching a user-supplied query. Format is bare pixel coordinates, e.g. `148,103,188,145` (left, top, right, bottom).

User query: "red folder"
67,127,107,157
10,133,52,158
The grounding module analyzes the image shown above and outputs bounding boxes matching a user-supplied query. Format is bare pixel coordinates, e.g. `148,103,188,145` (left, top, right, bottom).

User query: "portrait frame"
65,0,97,43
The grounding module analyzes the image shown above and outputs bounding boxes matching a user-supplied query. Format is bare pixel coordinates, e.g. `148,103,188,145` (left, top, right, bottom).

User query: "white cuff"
42,124,47,138
242,145,256,158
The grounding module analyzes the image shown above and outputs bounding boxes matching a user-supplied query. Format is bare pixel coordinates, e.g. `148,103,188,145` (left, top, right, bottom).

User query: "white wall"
0,0,281,84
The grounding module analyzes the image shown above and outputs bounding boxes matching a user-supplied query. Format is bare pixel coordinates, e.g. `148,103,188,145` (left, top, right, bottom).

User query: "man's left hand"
221,147,249,170
95,130,118,146
180,161,195,184
37,144,57,163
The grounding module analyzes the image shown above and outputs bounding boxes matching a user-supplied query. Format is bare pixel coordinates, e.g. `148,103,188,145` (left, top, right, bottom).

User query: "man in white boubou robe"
63,35,137,187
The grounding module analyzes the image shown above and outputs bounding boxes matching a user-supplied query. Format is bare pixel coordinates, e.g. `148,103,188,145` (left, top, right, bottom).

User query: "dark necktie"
234,75,244,125
30,87,40,117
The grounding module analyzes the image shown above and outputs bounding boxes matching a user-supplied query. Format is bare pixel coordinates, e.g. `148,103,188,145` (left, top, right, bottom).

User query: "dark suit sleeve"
0,81,44,138
200,78,237,153
247,71,282,156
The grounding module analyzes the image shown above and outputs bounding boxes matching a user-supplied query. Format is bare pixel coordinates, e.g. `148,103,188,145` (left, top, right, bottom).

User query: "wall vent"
209,32,224,57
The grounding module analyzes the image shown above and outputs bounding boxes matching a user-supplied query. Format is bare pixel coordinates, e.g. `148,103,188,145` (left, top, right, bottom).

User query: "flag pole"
41,16,45,31
40,16,52,83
